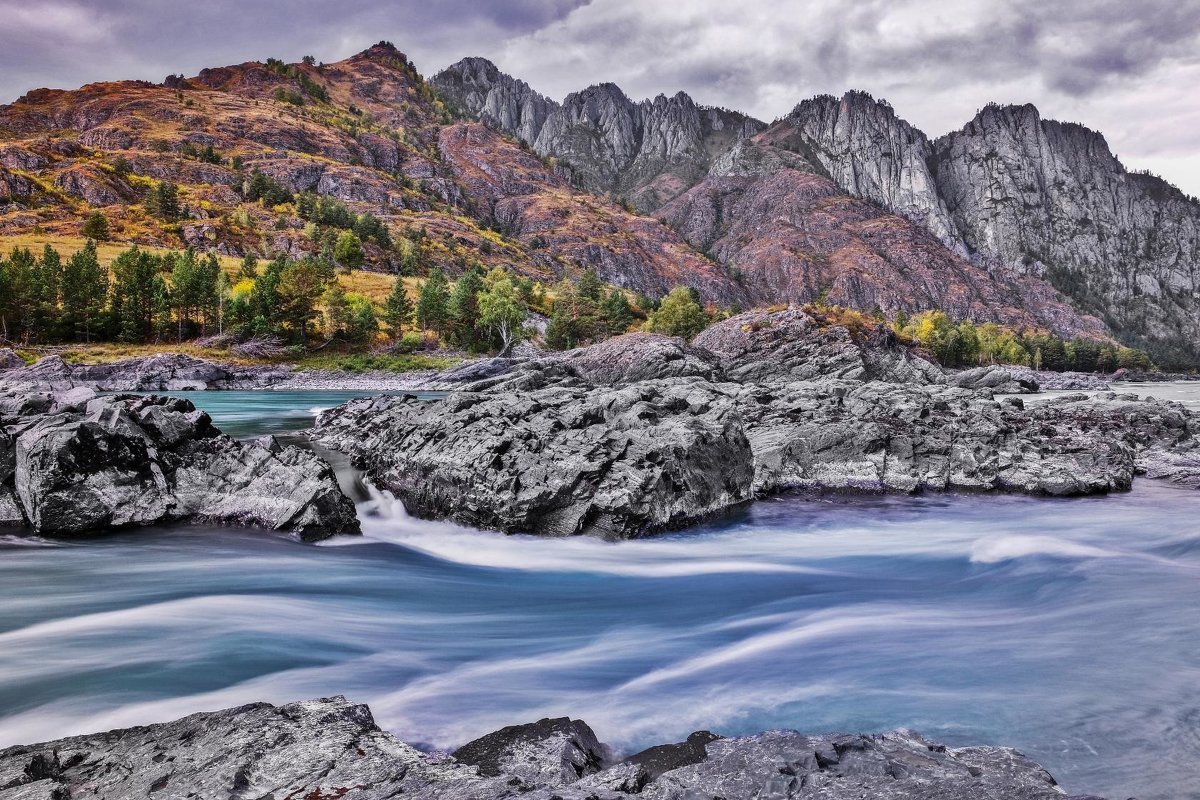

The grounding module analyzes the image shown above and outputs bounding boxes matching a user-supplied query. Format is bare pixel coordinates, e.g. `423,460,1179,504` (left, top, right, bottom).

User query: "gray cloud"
0,0,1197,194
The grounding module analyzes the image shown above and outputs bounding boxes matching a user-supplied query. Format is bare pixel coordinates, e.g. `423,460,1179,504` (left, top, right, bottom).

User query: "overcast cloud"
1,0,1198,194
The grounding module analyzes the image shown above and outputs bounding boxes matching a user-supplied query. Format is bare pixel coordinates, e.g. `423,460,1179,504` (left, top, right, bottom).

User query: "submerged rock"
0,389,358,539
0,695,1100,799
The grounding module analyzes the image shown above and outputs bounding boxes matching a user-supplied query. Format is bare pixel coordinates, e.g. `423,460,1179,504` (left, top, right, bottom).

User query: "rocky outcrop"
0,389,358,539
0,353,292,392
656,140,1109,340
931,103,1200,365
433,59,763,212
0,695,1102,799
786,92,964,254
314,315,1198,538
432,56,558,145
314,378,756,538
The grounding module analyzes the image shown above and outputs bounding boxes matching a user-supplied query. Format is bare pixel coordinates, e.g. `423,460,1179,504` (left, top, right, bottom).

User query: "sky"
2,0,1199,195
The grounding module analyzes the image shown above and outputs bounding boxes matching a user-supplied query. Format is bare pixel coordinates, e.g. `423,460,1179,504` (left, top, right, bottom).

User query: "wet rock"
2,392,358,539
453,717,609,785
0,699,1100,800
314,378,756,538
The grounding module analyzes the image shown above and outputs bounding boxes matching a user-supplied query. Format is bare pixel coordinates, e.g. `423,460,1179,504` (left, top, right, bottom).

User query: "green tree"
81,211,111,241
277,258,326,341
447,265,485,349
383,277,413,338
416,267,450,337
345,293,378,343
28,245,63,342
110,247,169,342
577,267,603,302
477,274,525,354
238,253,259,280
323,282,351,340
603,289,635,335
334,231,365,270
61,240,108,342
644,286,708,339
147,182,181,222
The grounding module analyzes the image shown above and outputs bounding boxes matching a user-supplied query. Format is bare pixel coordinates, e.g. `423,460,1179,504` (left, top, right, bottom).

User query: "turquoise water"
0,389,1197,799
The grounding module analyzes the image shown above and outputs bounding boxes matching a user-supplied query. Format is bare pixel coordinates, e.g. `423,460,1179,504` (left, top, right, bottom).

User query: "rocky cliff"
932,104,1200,365
433,59,763,212
0,694,1102,799
770,95,1200,365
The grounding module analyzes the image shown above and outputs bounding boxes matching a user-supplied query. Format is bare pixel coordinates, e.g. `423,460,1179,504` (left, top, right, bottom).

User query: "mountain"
782,96,1200,365
438,61,1200,363
433,59,763,212
0,43,743,303
7,43,1193,352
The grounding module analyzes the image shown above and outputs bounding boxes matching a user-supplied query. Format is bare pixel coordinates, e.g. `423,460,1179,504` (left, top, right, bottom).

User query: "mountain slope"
0,43,742,303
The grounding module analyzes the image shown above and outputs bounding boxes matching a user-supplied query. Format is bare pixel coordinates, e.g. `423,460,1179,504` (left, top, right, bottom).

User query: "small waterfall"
358,481,409,521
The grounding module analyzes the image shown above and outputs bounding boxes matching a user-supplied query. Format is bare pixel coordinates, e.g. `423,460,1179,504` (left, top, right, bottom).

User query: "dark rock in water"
315,313,1199,538
625,730,720,782
315,378,755,538
0,389,358,539
0,696,1101,799
453,717,609,785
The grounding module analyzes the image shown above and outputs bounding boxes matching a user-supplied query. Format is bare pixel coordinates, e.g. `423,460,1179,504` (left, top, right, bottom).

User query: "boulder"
951,364,1039,393
0,697,1096,800
314,378,755,538
0,353,291,391
453,717,610,785
0,349,24,371
2,391,359,539
693,308,945,385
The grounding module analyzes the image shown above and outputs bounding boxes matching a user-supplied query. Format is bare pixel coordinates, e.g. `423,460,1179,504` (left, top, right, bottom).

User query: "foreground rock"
0,695,1101,800
0,389,358,539
314,311,1200,538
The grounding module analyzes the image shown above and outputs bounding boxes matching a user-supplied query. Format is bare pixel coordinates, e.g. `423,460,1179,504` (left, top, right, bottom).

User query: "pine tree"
447,265,484,349
238,253,259,280
81,211,111,241
277,258,326,341
110,247,169,342
383,277,413,339
416,267,450,337
577,267,603,302
61,240,107,342
28,245,63,342
603,290,635,335
322,282,351,340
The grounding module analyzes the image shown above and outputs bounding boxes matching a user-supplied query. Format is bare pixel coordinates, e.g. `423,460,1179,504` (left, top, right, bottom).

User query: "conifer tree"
383,277,413,339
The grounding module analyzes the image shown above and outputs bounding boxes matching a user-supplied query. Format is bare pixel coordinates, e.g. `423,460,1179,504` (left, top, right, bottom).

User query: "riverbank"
0,695,1098,799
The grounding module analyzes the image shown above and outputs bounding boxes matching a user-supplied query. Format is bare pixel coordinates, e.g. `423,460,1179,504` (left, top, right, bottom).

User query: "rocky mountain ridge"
435,59,1200,364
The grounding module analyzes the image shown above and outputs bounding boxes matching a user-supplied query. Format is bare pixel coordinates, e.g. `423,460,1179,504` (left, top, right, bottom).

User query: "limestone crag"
0,695,1102,800
0,389,358,538
433,59,764,212
786,92,964,254
314,312,1199,538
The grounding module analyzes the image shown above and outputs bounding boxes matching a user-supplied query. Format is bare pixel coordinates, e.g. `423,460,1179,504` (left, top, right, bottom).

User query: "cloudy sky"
3,0,1199,194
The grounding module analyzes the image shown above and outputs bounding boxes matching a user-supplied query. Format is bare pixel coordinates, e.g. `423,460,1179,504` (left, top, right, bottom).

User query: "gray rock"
2,391,359,539
0,349,24,371
693,309,945,386
314,316,1199,539
950,364,1039,394
314,377,755,538
0,698,1102,800
0,354,293,392
452,717,609,785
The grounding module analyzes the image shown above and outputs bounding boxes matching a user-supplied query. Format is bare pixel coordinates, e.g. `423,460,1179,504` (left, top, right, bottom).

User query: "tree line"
893,310,1153,372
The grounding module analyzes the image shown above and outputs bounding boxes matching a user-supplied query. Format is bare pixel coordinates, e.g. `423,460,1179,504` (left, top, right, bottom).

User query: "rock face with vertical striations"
433,58,763,211
930,103,1200,365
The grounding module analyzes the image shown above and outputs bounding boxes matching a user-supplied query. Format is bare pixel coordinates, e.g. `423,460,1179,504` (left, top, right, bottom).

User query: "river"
0,385,1197,799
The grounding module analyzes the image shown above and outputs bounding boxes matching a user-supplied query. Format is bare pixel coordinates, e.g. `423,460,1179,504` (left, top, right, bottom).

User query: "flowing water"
1,387,1198,798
